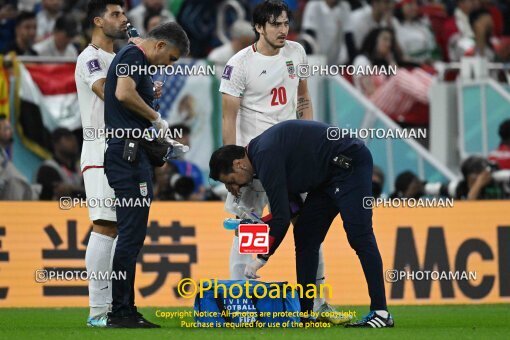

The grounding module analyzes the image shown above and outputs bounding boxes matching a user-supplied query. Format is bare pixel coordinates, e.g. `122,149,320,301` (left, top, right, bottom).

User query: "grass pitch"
0,304,508,340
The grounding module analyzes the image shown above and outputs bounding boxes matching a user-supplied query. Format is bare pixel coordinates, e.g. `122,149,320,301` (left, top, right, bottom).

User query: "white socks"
108,236,117,307
230,235,253,280
85,232,115,317
375,310,389,318
313,245,326,311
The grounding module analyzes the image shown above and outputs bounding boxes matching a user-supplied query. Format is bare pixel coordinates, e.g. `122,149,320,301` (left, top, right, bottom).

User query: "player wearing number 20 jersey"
219,40,308,147
218,0,346,325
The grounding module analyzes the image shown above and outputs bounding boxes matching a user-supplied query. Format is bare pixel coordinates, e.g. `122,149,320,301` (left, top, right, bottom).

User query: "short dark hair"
0,114,7,121
143,13,159,32
51,127,74,145
87,0,125,26
499,119,510,141
54,15,78,37
461,156,489,178
252,0,292,41
15,11,36,27
394,170,419,194
169,124,190,136
209,145,246,181
147,22,190,57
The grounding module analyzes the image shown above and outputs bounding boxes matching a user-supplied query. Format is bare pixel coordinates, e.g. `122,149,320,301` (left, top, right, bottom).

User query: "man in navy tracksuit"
209,120,394,328
104,22,189,328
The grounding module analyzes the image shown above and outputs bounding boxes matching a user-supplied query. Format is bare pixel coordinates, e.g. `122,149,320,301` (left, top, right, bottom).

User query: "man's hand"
467,168,492,200
151,112,169,137
244,257,267,279
226,183,241,197
475,169,492,187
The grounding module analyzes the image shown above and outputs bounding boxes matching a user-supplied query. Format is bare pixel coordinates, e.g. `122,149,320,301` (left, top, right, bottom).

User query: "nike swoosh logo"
100,286,109,290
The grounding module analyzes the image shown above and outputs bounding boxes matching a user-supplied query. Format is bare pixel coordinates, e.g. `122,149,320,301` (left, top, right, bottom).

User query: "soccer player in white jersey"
219,0,347,324
75,0,128,327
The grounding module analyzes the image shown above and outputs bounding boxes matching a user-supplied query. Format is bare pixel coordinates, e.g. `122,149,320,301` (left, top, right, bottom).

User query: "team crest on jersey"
87,59,101,74
140,182,148,197
286,60,296,79
222,65,233,80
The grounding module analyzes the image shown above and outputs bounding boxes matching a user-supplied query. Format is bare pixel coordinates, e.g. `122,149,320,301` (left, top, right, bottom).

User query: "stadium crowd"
0,0,509,201
2,0,509,60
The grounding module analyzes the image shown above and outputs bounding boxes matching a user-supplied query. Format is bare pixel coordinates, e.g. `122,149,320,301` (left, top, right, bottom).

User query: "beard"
104,26,127,40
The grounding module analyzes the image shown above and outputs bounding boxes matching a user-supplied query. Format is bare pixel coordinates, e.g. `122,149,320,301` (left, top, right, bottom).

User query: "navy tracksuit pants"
293,145,387,313
105,141,153,316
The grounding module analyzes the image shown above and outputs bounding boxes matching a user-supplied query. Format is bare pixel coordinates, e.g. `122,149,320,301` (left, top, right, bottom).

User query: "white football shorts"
83,167,116,222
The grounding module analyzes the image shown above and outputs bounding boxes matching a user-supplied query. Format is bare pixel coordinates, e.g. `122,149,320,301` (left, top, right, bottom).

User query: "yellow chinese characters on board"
0,202,508,307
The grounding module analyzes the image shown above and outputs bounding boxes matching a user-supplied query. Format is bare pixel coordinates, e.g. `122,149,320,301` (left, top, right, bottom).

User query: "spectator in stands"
455,155,507,199
478,0,503,37
345,0,398,62
36,0,64,41
63,0,88,15
176,0,227,58
143,12,171,33
390,170,425,199
1,10,37,55
394,0,440,63
208,20,254,78
33,15,78,57
345,0,364,11
0,113,12,159
128,0,174,36
18,0,39,11
372,165,385,198
443,0,476,60
62,0,89,32
0,114,39,200
36,128,84,200
301,0,351,65
0,1,17,52
489,119,510,169
154,124,206,201
353,27,433,126
143,14,159,33
463,8,496,59
153,162,172,200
